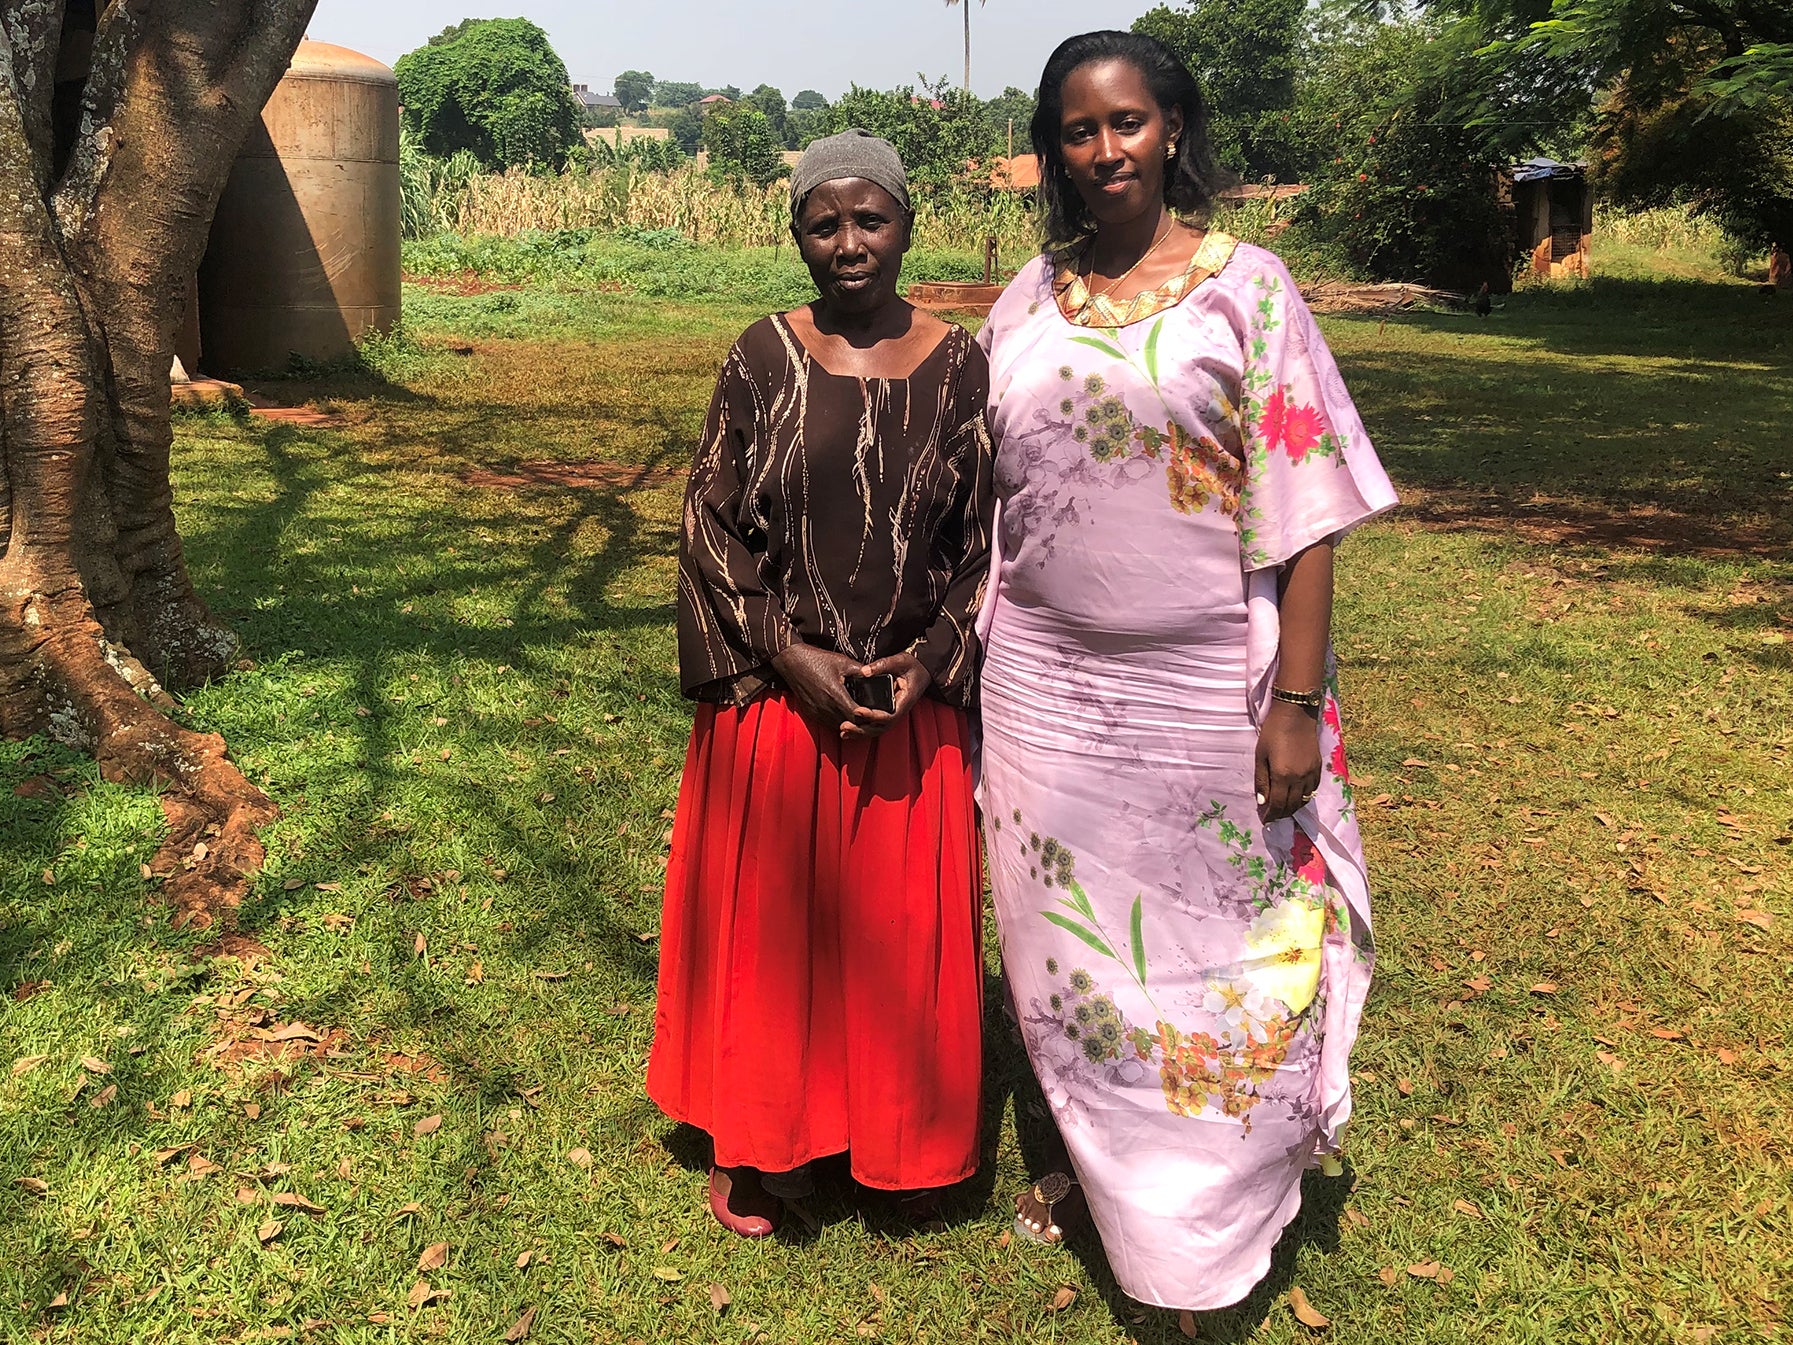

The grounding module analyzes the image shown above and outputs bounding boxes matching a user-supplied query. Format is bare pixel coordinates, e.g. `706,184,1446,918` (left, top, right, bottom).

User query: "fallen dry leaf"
243,1102,262,1121
393,1202,423,1219
272,1192,325,1215
1529,983,1558,995
413,1114,442,1138
170,1090,193,1108
1736,910,1774,930
15,1176,49,1196
1437,1266,1456,1284
1396,1077,1414,1097
269,1022,321,1043
1595,1050,1624,1075
1048,1286,1077,1312
599,1232,627,1249
1377,1267,1399,1288
709,1283,731,1313
418,1241,448,1271
187,1153,220,1177
12,1055,47,1077
152,1144,194,1166
1452,1198,1483,1219
1289,1285,1331,1330
79,1056,112,1075
1344,1207,1369,1228
567,1147,593,1169
46,1291,68,1309
257,1219,283,1245
1649,1028,1686,1041
413,933,427,959
652,1267,682,1282
406,1279,440,1310
89,1083,118,1109
515,1250,533,1269
503,1306,537,1342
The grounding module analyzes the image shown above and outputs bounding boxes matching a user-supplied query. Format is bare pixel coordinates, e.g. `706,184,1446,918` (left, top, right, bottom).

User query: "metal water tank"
198,41,401,376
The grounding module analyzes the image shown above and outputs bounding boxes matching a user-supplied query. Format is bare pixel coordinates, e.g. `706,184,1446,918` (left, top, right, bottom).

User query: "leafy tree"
654,80,706,108
985,86,1036,154
793,89,830,110
786,106,829,149
744,84,789,144
396,20,584,169
669,105,707,154
429,19,487,46
0,0,316,915
1412,0,1793,243
1288,18,1515,285
1134,0,1306,178
824,82,1000,191
613,69,655,114
703,104,787,186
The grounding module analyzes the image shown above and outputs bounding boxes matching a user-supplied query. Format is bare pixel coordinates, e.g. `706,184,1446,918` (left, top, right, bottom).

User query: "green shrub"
394,19,584,171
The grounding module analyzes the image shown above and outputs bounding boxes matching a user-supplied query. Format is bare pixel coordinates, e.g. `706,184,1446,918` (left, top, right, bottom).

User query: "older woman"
976,31,1397,1320
646,131,995,1237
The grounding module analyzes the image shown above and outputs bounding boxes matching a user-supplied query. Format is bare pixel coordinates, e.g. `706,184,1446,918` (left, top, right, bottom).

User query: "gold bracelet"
1270,685,1324,712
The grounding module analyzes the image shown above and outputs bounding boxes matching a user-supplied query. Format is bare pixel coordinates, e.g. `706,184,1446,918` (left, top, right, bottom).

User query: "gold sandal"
1012,1171,1075,1244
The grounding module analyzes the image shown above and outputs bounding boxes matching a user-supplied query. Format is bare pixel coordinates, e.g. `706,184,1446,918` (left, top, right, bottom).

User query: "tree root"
24,590,276,929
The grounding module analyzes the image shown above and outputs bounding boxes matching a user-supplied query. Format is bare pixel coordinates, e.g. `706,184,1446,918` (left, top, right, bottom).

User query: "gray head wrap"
788,128,912,221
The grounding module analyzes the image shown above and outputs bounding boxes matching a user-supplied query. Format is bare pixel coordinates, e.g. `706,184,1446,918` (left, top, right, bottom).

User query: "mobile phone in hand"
847,673,896,713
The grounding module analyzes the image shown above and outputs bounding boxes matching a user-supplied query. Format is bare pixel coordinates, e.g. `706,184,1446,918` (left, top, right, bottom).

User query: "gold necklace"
1087,219,1176,300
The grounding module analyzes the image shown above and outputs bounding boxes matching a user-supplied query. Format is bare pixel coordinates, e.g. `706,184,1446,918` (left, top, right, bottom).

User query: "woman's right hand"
771,643,874,737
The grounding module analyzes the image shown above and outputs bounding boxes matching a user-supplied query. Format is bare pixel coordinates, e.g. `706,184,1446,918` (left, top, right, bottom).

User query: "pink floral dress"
976,232,1397,1310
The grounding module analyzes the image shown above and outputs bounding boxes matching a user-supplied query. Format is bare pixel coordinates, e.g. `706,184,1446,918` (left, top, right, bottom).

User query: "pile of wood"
1299,280,1469,314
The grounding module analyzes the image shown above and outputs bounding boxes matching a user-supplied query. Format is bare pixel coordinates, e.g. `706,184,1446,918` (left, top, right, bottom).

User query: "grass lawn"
2,237,1789,1345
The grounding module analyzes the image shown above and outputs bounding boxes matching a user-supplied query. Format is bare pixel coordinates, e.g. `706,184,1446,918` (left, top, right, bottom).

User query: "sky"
305,0,1157,101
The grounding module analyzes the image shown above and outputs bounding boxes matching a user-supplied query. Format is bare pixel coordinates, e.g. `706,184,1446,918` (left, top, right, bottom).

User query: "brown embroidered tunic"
677,313,995,707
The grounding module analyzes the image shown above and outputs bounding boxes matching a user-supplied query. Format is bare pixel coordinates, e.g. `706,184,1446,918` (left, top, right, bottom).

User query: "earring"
1165,141,1177,160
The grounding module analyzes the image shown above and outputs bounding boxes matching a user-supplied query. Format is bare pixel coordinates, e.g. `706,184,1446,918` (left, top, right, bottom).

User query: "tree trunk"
0,0,317,926
963,1,971,94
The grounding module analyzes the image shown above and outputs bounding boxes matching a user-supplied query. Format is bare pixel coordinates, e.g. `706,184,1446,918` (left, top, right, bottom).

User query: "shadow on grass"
1329,274,1793,552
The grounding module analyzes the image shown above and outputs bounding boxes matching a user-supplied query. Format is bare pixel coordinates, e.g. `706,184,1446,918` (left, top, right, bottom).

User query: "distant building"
697,93,733,113
571,84,622,111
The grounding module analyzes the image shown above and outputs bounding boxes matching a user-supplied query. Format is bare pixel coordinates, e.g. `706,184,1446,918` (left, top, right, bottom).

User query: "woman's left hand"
841,653,931,740
1255,701,1322,822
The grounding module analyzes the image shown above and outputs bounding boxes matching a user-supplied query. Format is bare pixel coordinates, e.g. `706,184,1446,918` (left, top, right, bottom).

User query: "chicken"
1474,281,1492,318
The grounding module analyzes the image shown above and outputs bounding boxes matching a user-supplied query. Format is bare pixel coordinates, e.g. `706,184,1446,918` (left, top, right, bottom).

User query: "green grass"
2,242,1790,1344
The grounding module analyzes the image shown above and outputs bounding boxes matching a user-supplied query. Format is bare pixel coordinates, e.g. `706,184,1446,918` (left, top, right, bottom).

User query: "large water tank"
198,41,401,376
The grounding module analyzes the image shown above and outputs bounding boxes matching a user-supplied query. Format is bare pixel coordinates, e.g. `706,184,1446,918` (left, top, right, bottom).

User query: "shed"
1510,158,1592,278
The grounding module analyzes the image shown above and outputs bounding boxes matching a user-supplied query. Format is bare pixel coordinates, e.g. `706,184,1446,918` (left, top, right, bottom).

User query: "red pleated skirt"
645,691,983,1190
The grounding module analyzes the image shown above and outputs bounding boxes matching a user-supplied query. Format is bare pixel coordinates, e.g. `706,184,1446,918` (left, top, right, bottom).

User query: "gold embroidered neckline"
1053,229,1240,328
